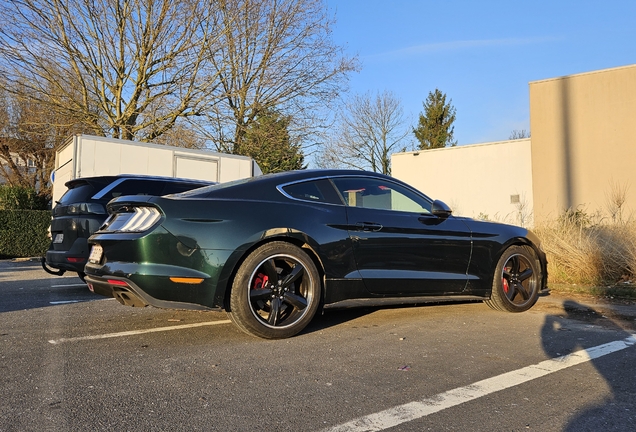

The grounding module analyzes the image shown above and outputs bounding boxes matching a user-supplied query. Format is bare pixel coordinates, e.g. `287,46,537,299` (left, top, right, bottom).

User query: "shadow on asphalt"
300,299,486,336
541,300,636,430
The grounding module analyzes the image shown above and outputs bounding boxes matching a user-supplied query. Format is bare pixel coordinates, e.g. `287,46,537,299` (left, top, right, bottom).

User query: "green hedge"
0,210,51,259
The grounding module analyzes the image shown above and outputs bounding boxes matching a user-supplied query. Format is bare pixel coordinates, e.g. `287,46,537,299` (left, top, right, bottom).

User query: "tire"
77,272,87,283
485,245,541,313
228,242,321,339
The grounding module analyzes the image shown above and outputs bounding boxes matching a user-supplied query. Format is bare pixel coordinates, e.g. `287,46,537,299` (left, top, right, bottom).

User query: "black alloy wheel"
229,242,321,339
485,245,541,312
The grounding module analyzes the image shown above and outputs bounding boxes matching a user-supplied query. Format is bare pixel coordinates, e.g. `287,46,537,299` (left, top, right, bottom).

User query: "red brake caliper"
253,273,269,290
503,277,510,293
502,265,510,293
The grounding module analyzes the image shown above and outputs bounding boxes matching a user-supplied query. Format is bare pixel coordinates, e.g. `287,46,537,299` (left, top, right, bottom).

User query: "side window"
107,180,164,199
332,178,431,214
281,179,343,205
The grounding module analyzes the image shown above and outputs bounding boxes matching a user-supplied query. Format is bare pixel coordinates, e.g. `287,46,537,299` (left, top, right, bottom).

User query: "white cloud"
366,37,559,60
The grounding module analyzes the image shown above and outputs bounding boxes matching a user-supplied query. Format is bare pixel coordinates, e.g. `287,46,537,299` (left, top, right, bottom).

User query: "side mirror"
431,200,452,219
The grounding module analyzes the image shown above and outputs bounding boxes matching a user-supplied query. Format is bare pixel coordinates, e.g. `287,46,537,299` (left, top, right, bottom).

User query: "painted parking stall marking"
324,334,636,432
48,320,232,344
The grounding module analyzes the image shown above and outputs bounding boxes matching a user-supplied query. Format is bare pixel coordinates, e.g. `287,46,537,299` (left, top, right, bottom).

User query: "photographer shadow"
541,300,636,431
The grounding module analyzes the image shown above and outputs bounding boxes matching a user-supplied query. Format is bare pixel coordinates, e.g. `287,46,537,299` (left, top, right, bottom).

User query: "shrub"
534,211,636,286
0,210,51,258
0,185,49,210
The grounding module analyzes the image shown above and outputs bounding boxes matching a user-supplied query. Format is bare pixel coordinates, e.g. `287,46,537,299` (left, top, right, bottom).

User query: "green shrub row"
0,210,51,259
0,185,49,210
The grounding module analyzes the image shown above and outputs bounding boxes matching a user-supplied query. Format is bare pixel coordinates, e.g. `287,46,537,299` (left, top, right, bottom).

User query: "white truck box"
52,134,261,203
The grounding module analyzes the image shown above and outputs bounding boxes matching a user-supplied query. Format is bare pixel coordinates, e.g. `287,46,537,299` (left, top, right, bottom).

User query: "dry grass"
534,216,636,295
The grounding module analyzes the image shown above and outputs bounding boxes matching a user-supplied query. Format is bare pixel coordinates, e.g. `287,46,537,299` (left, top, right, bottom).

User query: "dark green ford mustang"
85,169,548,339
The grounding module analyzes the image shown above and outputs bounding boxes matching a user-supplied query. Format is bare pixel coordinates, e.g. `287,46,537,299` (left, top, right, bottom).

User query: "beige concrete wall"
392,139,534,226
530,64,636,223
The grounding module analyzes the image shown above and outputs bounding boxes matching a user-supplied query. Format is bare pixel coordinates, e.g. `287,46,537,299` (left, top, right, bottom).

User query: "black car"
84,170,548,339
43,175,214,281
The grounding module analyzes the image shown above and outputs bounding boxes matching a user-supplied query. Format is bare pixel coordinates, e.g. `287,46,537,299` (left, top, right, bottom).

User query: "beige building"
392,63,636,226
392,139,534,226
530,64,636,223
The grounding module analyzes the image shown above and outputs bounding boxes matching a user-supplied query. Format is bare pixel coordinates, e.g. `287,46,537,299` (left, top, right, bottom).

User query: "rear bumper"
45,238,89,273
84,258,221,311
85,274,218,311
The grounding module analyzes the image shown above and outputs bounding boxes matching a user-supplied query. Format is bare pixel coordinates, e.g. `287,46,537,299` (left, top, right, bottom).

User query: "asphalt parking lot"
2,259,636,431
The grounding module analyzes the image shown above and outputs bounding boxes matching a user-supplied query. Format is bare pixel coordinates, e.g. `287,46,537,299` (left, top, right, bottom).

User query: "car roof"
65,174,216,189
174,169,401,201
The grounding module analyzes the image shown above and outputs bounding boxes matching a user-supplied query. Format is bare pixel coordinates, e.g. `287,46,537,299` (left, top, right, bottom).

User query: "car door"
331,177,473,296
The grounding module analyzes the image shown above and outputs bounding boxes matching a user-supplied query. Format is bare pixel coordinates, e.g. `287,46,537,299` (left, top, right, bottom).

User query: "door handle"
355,222,383,232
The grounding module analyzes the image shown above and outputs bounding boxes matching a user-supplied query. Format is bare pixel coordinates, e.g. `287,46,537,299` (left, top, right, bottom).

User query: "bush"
534,212,636,286
0,185,49,210
0,210,51,259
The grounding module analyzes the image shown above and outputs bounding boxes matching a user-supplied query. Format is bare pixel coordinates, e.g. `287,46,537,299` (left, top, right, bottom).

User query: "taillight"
100,207,162,233
55,202,106,216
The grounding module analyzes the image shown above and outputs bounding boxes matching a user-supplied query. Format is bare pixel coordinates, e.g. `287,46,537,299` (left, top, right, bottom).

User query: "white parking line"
324,334,636,432
51,284,87,288
48,320,232,344
49,300,80,305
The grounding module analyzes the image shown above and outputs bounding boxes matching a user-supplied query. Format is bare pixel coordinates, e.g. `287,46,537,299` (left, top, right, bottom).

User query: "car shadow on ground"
301,299,486,336
541,300,636,430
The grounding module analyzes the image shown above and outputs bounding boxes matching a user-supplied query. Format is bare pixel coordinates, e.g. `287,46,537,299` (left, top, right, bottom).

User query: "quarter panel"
90,196,358,309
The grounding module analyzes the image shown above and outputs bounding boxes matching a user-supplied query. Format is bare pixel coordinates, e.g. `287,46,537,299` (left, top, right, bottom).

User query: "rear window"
104,179,165,199
58,182,99,205
93,178,210,201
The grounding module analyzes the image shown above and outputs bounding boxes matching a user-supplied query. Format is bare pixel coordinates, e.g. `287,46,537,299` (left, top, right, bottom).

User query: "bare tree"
0,87,83,198
201,0,358,155
318,91,412,175
0,0,223,141
509,129,531,140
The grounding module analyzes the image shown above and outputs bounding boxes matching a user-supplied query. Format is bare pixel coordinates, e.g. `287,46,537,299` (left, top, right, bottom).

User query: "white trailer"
52,134,261,203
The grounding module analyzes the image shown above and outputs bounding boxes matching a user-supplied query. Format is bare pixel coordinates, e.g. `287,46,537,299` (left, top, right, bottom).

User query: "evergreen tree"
413,89,457,149
237,110,305,174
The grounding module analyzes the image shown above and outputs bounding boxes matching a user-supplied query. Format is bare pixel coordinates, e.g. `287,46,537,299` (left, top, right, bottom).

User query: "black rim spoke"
262,259,279,282
510,256,520,273
515,283,530,300
284,292,308,310
250,287,274,302
518,268,533,282
280,264,304,289
268,298,282,325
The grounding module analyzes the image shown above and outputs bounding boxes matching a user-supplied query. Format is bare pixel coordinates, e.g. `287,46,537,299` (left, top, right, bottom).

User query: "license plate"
53,233,64,244
88,245,103,264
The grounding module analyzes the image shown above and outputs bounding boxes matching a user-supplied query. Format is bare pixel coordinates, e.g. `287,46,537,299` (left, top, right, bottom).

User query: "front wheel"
485,245,541,313
229,242,321,339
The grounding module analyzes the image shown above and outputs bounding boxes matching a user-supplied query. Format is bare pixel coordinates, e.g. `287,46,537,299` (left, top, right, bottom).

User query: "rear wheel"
229,242,321,339
485,245,541,312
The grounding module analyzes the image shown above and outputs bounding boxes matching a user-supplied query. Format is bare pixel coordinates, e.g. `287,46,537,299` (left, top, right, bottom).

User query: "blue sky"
326,0,636,145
